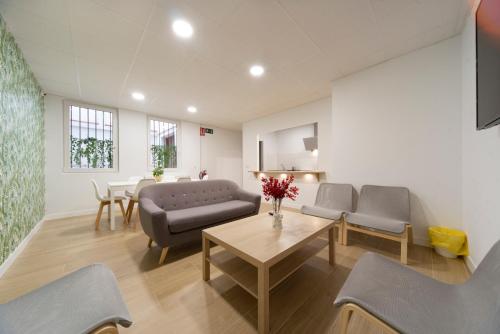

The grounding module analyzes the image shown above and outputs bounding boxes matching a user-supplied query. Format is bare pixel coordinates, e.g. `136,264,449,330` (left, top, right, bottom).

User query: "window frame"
147,116,181,172
63,100,119,173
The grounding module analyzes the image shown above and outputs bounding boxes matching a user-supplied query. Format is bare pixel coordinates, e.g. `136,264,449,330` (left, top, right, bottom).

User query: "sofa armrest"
138,198,170,247
235,188,261,214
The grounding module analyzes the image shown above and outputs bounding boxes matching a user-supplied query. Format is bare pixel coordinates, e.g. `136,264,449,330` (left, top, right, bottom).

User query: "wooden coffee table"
202,211,335,334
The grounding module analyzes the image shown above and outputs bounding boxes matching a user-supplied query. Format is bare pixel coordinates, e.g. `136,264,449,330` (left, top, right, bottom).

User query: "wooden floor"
0,205,469,334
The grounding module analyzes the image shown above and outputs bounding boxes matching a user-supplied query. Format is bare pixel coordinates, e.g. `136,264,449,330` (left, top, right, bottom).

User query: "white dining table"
106,178,197,230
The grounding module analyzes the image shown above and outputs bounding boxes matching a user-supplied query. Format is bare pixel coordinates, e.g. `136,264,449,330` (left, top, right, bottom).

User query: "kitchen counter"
249,170,325,181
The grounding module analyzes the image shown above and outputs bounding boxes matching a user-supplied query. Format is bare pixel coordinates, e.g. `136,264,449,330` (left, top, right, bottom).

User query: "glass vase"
272,197,283,228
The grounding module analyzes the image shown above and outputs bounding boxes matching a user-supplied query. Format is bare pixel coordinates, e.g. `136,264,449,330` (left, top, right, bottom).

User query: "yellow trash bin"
428,226,468,258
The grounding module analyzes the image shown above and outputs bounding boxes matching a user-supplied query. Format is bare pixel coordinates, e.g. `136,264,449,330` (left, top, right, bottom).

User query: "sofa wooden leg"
148,238,153,248
159,247,169,265
91,323,118,334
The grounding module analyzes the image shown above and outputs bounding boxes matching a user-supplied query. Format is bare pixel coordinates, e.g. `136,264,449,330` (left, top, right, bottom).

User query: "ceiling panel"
0,2,72,52
14,38,77,85
221,0,319,70
90,0,155,27
0,0,470,129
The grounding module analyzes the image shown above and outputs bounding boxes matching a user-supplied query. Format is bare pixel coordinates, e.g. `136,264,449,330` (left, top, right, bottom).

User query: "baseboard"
44,208,97,221
464,255,477,273
0,219,44,278
413,237,430,247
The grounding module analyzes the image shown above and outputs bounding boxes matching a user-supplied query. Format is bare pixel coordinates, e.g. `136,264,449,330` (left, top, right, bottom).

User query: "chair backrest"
132,178,156,199
139,179,239,211
357,185,410,222
91,179,104,202
315,183,353,211
462,240,500,332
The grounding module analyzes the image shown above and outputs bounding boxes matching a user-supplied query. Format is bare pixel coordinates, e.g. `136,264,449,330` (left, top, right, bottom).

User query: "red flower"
261,175,299,201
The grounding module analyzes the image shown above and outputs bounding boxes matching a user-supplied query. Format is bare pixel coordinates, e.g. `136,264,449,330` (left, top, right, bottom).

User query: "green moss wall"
0,15,45,265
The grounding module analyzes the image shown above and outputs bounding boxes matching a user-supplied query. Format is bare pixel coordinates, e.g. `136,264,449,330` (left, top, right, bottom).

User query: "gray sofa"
139,179,261,264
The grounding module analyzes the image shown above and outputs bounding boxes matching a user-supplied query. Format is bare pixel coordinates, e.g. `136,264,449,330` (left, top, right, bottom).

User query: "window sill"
63,167,118,173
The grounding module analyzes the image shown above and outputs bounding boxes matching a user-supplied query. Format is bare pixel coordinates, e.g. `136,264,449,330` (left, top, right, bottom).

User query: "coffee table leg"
258,264,270,334
202,234,210,281
329,226,335,266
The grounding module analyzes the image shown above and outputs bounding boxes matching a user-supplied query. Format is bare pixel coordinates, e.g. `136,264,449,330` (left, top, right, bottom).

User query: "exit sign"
200,127,214,136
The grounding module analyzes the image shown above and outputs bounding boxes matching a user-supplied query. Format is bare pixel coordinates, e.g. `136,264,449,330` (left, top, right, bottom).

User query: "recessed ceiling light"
249,65,265,77
187,106,197,113
172,19,193,38
131,92,145,100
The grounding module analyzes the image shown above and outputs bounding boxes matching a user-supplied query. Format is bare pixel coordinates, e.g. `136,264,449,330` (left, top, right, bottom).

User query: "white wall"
44,94,241,218
242,98,332,209
261,132,278,171
330,37,463,244
275,124,317,171
461,5,500,269
200,125,243,185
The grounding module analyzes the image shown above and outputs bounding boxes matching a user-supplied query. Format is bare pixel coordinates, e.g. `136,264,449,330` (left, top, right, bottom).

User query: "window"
63,101,118,172
148,117,178,169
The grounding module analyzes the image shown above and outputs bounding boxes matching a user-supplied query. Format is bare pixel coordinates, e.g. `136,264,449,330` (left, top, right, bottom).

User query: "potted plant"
261,175,299,228
152,166,164,182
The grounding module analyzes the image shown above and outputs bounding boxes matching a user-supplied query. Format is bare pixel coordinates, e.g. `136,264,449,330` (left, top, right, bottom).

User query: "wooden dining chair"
91,180,128,230
125,178,156,224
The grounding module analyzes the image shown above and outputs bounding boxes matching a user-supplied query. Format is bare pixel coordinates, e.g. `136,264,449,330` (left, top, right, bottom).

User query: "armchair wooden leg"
401,225,409,265
339,304,354,334
338,303,399,334
95,202,105,230
408,225,413,244
343,223,349,246
148,238,153,248
159,247,169,265
337,220,344,245
91,323,118,334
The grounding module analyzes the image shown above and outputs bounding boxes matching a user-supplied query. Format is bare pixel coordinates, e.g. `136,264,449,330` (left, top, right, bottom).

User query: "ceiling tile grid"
0,0,470,129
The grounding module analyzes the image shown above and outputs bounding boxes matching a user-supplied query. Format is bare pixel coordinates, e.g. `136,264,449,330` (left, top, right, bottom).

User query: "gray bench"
139,179,261,264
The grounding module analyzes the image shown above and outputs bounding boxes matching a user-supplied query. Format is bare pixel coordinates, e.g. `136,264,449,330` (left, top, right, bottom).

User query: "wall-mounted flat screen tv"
476,0,500,130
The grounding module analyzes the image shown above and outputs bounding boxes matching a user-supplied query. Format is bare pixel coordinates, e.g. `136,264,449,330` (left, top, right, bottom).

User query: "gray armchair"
344,185,411,264
301,183,353,244
0,264,132,334
334,240,500,334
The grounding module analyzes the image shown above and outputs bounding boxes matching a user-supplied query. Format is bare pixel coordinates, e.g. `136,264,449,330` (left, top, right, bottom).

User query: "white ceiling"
0,0,470,130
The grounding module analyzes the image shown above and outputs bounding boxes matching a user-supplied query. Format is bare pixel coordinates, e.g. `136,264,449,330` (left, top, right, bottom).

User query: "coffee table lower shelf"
208,238,328,298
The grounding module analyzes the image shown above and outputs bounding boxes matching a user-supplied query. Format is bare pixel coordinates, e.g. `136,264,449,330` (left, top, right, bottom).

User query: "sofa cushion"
345,212,407,234
167,200,256,233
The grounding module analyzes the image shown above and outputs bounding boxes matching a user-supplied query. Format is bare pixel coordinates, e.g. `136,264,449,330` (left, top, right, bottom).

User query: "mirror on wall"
259,123,318,172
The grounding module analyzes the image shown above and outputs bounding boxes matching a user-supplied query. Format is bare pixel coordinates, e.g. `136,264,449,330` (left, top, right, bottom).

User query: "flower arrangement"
261,175,299,201
199,169,207,180
261,175,299,227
